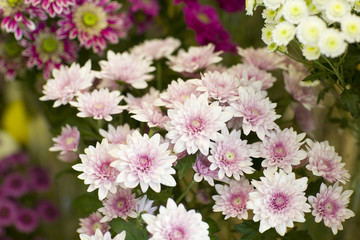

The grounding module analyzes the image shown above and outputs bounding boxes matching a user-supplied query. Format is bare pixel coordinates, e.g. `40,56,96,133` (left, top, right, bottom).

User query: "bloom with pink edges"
70,88,126,121
129,102,169,129
305,139,350,184
25,0,75,17
79,229,126,240
40,60,94,107
131,37,180,60
57,0,131,54
73,139,120,200
308,182,355,235
213,178,253,220
77,212,110,236
247,169,311,236
98,187,137,222
193,153,221,186
237,47,286,71
50,124,80,155
99,124,136,145
14,208,39,233
125,88,159,111
166,93,233,155
142,198,210,240
110,131,177,193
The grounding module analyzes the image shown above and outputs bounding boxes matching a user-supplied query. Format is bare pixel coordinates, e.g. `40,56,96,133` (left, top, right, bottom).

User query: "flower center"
82,12,98,26
117,200,124,208
66,137,74,145
225,151,235,161
270,193,289,211
197,13,209,24
7,0,20,7
171,227,185,239
0,207,9,218
325,202,333,213
4,41,22,57
92,222,102,231
42,37,58,53
232,196,243,206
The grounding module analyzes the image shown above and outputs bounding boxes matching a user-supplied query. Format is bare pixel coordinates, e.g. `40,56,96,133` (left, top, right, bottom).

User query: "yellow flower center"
42,37,58,53
83,12,98,26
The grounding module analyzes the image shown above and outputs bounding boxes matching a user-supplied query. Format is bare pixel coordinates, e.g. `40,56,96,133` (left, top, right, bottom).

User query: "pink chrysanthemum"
40,60,94,107
208,128,255,180
22,23,79,79
213,178,253,220
49,124,80,158
247,169,311,236
0,37,26,80
167,44,222,73
166,93,233,155
142,198,210,240
229,86,280,140
253,128,307,173
98,187,137,222
129,102,169,129
153,78,200,109
305,140,350,184
131,37,181,60
25,0,75,17
97,50,155,89
125,88,160,111
308,182,355,235
135,195,157,216
78,212,110,236
190,71,240,103
80,229,126,240
70,88,126,121
237,47,286,71
193,153,222,186
73,139,120,200
57,0,131,53
99,124,136,145
110,131,177,193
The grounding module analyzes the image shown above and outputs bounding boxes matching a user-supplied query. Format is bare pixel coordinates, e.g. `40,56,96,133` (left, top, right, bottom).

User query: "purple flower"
2,172,28,198
193,153,223,186
0,200,16,227
129,0,159,17
37,200,58,222
29,167,51,192
14,208,39,233
215,0,245,12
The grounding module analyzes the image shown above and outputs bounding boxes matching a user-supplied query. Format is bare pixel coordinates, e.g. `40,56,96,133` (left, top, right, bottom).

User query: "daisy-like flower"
208,128,255,180
25,0,74,18
325,0,350,22
166,93,233,155
263,0,284,10
153,78,200,109
135,195,157,216
308,182,355,235
193,153,222,186
57,0,131,53
282,0,308,24
125,88,160,111
49,124,80,161
272,21,296,46
189,71,240,103
318,29,347,58
302,45,321,60
22,23,78,79
72,139,120,200
167,44,222,73
142,198,210,240
229,86,280,140
305,139,350,184
247,169,311,236
80,229,126,240
78,212,110,236
70,88,125,121
98,187,137,222
129,102,169,129
40,60,94,107
237,47,286,71
97,50,155,89
341,15,360,43
110,131,177,193
131,37,181,60
213,178,253,220
296,16,327,46
99,124,136,145
254,128,307,173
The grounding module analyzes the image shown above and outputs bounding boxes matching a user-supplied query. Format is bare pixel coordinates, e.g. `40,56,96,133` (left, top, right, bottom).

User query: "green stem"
156,61,162,91
321,56,346,87
176,180,195,204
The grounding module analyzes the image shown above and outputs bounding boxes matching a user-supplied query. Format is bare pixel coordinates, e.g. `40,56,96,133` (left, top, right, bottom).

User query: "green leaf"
302,71,328,82
283,228,313,240
146,187,173,202
235,221,265,240
317,87,330,103
175,154,196,179
204,218,220,237
73,193,102,215
339,89,360,118
109,218,148,240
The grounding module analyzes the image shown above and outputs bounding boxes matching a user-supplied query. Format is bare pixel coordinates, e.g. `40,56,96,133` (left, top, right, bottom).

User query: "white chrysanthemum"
70,88,126,121
341,15,360,43
208,128,255,180
73,139,120,200
110,131,177,193
262,9,278,23
282,0,308,24
213,179,253,220
247,169,311,236
318,29,347,58
166,93,233,155
99,124,136,145
325,0,351,22
263,0,284,10
40,60,94,107
313,0,328,10
296,16,327,46
167,44,222,73
228,87,280,140
142,198,210,240
129,102,169,129
131,37,181,60
302,45,321,60
261,24,275,45
79,229,126,240
253,128,307,173
135,195,157,216
308,182,355,235
305,139,350,184
272,21,296,46
97,50,155,89
246,0,256,15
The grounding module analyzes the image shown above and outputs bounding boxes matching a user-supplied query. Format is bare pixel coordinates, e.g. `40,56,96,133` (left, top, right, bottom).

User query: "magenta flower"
22,23,79,79
14,208,39,233
0,37,26,80
2,172,28,198
29,167,51,192
25,0,75,17
77,212,110,236
215,0,245,12
57,0,131,54
128,0,159,17
0,200,16,227
37,200,58,222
